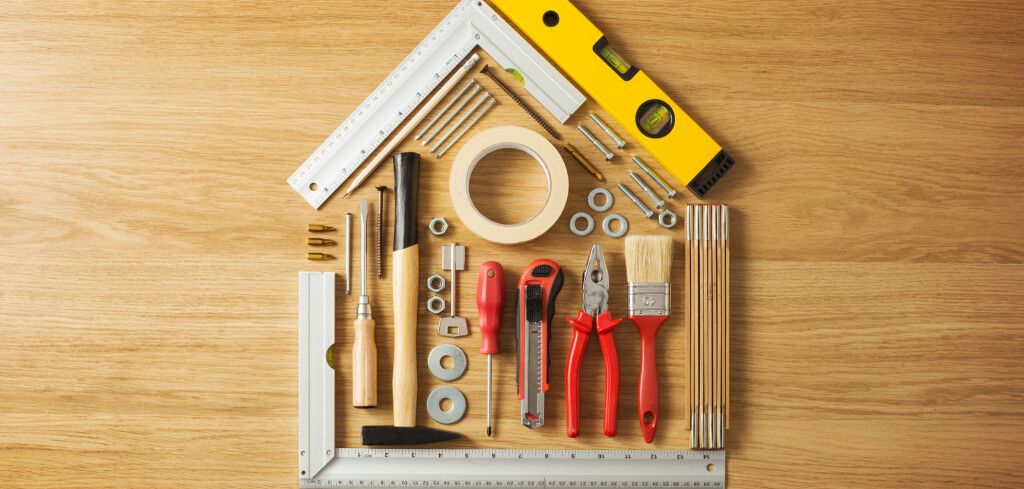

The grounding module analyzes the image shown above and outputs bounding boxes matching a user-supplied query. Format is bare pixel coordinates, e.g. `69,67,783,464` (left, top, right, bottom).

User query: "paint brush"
624,235,674,443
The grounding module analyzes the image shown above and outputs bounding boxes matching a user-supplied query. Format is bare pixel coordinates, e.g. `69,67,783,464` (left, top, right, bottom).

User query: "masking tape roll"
450,126,569,244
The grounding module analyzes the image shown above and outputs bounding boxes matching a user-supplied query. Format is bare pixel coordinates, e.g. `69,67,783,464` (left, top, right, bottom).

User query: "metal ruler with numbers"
301,448,725,488
287,0,584,209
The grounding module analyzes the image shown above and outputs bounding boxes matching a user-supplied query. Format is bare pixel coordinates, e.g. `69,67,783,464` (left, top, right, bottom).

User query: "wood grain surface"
2,0,1023,487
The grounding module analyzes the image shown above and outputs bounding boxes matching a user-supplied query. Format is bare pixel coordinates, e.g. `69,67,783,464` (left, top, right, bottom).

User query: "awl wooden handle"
352,317,377,408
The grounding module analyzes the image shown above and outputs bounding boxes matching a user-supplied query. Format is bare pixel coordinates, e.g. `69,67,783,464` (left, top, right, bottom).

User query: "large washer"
428,343,467,381
426,386,467,425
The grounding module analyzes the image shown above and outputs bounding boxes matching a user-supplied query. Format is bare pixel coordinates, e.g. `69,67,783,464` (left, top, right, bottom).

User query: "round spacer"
588,187,613,212
429,217,449,236
569,212,594,236
658,209,678,228
427,273,446,293
426,386,467,425
427,295,446,315
602,213,629,238
427,343,467,381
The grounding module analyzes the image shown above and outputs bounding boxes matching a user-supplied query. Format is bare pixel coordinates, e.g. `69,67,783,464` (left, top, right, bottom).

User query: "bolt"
631,156,676,198
578,125,614,161
629,172,666,209
589,113,625,149
617,184,654,218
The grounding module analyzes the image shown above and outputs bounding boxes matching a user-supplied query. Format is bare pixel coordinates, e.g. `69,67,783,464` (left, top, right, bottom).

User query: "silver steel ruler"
301,449,725,488
288,0,585,209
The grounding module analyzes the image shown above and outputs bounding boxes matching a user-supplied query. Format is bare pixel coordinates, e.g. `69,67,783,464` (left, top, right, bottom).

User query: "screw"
617,184,654,218
479,65,560,140
629,172,666,209
631,156,676,198
589,113,625,149
578,125,614,161
374,185,388,279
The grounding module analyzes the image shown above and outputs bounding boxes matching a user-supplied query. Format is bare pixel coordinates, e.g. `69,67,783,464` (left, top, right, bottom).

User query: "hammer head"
361,425,461,446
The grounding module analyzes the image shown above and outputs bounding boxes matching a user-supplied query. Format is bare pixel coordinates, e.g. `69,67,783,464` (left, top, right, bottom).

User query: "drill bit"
307,237,336,246
480,65,560,140
307,253,335,261
374,186,388,279
563,143,604,181
308,224,335,232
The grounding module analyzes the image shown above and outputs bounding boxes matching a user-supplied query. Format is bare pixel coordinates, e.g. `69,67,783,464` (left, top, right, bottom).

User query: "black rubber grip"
392,152,420,251
686,149,735,198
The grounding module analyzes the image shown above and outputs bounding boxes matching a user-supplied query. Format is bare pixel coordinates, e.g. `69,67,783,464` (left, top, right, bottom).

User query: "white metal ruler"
288,0,585,208
301,448,725,488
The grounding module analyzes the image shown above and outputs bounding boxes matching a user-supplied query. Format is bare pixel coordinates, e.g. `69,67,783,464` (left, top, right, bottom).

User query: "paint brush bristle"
625,235,674,283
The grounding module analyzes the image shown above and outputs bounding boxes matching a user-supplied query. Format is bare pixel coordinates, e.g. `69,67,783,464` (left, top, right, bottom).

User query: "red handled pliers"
565,244,622,437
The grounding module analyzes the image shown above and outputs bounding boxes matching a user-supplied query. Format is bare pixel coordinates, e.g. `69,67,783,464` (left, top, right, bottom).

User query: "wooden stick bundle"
685,204,729,449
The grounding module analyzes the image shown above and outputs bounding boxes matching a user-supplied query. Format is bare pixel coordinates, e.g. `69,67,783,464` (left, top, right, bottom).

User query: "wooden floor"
2,0,1022,487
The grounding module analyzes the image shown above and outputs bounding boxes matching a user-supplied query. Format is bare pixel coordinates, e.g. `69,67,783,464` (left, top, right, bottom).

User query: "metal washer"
426,386,466,425
569,212,594,236
588,187,613,212
602,213,628,238
428,343,467,381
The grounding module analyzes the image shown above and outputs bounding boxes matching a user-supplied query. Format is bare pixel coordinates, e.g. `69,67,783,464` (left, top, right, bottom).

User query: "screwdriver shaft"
487,353,493,437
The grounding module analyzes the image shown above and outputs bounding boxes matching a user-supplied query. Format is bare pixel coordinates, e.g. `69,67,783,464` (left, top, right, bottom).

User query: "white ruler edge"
302,449,725,488
299,272,335,479
288,0,585,209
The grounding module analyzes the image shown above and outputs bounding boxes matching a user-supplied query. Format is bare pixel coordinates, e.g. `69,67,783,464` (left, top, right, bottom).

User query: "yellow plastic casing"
492,0,733,197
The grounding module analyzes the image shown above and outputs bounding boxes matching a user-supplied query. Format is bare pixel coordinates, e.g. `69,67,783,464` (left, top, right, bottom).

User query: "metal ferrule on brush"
627,283,671,316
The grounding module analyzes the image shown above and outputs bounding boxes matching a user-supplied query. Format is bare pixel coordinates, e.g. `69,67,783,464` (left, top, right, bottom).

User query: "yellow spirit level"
492,0,735,197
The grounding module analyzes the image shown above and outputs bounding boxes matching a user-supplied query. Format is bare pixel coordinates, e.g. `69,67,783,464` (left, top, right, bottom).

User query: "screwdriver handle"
352,317,377,407
477,262,506,354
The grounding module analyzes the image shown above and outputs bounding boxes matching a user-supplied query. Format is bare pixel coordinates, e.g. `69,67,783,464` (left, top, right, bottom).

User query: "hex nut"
429,217,449,236
658,210,678,228
427,273,446,293
427,295,446,315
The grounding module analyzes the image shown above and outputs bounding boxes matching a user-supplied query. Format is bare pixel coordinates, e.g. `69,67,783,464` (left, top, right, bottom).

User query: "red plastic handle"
564,311,593,438
477,262,505,355
595,311,621,437
632,314,667,443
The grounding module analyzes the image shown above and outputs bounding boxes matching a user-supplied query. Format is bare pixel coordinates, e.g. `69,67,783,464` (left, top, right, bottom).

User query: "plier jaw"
565,244,622,438
581,244,610,316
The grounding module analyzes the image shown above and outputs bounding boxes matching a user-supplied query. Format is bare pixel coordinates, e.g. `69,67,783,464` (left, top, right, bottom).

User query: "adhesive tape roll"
450,126,569,244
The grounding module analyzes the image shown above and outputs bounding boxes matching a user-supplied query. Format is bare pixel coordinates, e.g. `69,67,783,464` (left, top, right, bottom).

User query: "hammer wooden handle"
392,245,418,427
391,152,420,428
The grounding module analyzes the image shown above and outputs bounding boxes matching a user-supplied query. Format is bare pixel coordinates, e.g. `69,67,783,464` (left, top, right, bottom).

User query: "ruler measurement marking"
288,0,583,208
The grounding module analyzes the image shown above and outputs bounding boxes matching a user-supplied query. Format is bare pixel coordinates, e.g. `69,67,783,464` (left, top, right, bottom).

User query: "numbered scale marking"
301,449,725,488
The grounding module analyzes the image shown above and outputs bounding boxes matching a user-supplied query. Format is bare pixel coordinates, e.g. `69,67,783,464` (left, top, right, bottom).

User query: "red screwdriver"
477,261,506,437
